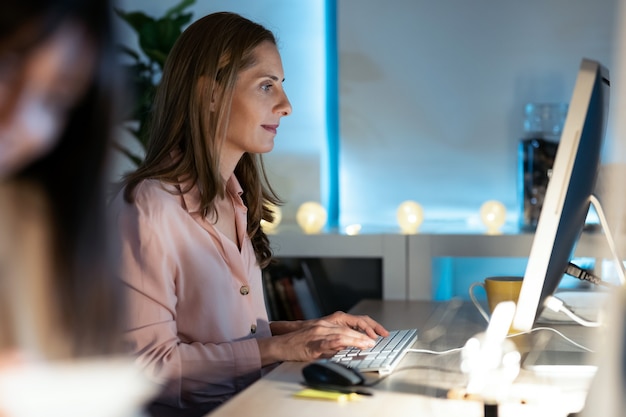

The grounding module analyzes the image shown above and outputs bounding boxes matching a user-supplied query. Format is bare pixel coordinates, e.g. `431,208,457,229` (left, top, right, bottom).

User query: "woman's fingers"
322,311,389,338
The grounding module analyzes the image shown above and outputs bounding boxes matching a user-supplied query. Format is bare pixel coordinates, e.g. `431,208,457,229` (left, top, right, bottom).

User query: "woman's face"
0,21,96,178
223,41,292,160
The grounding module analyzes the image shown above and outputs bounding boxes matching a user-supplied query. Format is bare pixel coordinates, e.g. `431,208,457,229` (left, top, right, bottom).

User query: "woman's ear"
196,75,220,112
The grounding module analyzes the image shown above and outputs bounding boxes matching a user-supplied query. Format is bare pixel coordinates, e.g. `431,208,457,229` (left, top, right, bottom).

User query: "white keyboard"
330,328,418,375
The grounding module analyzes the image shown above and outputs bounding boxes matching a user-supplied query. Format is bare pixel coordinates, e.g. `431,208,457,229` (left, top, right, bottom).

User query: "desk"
208,300,596,417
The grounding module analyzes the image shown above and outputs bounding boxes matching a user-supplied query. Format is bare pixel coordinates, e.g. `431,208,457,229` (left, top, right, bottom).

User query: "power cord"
565,262,616,288
406,347,463,355
403,324,594,359
544,295,602,328
508,327,594,352
362,326,594,388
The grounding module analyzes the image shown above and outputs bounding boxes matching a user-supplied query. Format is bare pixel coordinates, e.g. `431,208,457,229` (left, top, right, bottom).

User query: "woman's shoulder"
133,179,178,201
111,179,181,218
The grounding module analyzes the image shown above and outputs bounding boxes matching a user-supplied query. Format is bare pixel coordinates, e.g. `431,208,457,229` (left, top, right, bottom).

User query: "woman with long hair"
112,11,388,416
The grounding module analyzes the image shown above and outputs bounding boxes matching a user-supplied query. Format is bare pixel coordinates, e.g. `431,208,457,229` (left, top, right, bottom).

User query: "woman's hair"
2,0,126,357
123,12,281,269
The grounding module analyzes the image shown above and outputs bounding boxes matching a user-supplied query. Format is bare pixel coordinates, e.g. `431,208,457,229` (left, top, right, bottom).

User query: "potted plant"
114,0,195,165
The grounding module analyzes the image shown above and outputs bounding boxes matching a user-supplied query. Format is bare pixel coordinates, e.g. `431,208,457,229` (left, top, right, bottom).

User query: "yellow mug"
469,276,524,322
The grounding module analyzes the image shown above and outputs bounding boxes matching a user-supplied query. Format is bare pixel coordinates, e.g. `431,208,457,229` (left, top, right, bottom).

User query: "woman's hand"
312,311,389,339
260,312,389,365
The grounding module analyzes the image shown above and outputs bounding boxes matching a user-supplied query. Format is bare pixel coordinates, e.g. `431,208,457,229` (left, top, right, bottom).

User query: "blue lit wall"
114,0,621,234
338,0,619,232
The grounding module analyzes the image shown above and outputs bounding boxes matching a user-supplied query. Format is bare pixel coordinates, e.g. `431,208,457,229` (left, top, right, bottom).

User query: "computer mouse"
302,359,365,386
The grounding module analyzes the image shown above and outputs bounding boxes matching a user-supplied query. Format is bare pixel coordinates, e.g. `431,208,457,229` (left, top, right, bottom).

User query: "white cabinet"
269,231,406,300
269,230,619,301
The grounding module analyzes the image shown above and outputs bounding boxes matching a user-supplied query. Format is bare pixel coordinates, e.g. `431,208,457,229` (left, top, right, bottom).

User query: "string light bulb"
296,202,327,234
480,200,507,235
396,201,424,234
260,203,282,234
345,224,362,236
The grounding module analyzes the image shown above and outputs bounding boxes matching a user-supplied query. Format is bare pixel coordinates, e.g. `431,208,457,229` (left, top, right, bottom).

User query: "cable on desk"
365,327,593,388
405,321,595,356
508,327,594,353
406,347,463,355
544,295,602,328
404,325,594,359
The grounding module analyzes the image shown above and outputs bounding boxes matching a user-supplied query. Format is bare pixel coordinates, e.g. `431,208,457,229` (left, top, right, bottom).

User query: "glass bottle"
518,103,568,231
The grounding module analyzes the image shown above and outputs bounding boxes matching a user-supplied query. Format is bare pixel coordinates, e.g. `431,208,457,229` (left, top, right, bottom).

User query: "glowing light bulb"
396,201,424,234
296,202,327,234
260,203,282,234
345,224,362,236
480,200,507,235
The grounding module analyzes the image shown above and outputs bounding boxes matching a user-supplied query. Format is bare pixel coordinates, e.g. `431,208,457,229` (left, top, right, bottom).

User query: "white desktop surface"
207,300,596,417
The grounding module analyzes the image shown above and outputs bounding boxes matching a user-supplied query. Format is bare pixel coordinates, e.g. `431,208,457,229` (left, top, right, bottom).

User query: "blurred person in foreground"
0,0,154,417
0,1,154,415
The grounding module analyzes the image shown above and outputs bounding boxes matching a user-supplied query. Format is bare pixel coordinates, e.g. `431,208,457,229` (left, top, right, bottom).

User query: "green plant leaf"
114,9,155,34
142,48,169,68
117,44,141,61
114,0,195,164
138,18,187,68
170,13,194,31
112,140,145,167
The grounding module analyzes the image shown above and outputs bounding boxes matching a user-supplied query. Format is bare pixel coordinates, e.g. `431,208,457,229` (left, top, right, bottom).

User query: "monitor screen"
512,58,610,332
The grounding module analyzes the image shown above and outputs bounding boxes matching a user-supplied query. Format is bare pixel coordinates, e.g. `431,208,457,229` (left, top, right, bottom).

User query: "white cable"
544,295,602,327
406,347,463,355
508,326,595,353
407,326,593,361
559,306,602,327
408,305,596,357
589,194,626,285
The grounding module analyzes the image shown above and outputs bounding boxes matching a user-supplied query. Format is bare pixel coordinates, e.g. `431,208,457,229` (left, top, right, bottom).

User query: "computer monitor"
512,58,610,332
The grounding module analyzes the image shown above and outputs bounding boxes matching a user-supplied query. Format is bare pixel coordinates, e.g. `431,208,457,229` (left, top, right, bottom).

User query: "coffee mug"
469,276,524,322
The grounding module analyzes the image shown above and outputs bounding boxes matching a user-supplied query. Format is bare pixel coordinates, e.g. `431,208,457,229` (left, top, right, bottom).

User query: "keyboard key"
330,328,418,374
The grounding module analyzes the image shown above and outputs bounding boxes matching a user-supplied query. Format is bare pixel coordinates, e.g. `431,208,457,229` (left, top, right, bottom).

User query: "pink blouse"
110,175,271,409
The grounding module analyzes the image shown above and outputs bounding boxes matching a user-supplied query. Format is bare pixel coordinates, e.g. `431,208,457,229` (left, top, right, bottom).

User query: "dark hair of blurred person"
0,0,126,359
